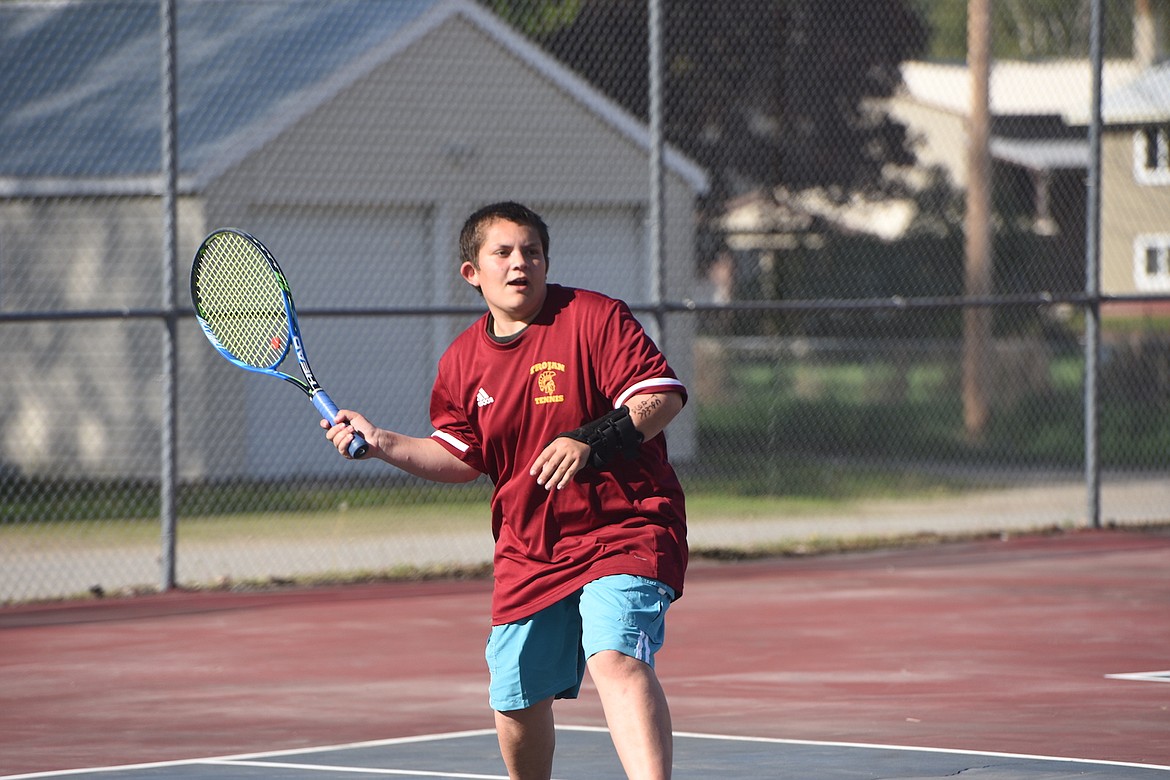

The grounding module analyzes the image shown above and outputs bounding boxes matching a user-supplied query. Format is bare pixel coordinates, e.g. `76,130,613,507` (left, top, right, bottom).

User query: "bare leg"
494,697,555,780
587,650,673,780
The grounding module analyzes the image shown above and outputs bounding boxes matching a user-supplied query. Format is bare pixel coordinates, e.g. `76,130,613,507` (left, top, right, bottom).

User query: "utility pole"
963,0,993,443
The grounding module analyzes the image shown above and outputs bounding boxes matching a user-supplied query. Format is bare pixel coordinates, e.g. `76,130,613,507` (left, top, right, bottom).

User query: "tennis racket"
190,228,368,459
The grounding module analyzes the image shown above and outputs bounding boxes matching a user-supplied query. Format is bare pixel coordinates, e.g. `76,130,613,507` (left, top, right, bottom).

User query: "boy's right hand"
323,411,371,460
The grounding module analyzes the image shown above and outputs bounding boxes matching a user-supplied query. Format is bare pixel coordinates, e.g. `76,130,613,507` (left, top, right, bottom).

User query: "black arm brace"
556,405,644,468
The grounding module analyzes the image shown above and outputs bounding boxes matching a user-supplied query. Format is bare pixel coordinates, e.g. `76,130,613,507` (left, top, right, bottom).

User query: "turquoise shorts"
485,574,675,712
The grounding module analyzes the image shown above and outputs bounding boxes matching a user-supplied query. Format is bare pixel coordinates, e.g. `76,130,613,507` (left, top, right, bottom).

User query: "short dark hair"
459,201,550,268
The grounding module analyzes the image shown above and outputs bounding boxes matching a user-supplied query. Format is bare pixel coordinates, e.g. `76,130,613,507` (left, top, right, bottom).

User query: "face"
461,218,548,335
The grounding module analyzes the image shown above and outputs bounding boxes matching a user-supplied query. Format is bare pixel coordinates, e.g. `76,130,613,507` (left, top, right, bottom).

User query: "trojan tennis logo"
530,360,566,405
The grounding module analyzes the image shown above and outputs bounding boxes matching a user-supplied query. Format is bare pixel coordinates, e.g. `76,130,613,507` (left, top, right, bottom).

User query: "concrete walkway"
2,473,1166,604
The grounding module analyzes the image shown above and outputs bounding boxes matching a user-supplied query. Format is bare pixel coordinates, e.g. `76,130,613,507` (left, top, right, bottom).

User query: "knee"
588,649,652,681
496,696,554,723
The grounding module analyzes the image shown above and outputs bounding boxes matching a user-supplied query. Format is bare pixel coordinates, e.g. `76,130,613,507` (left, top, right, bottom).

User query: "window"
1133,126,1170,185
1134,234,1170,291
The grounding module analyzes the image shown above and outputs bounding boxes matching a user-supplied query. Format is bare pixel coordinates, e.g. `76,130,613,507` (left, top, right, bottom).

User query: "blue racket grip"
313,391,369,459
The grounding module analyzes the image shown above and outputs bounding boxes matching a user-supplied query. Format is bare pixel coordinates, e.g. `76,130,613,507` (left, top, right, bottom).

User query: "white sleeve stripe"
615,378,686,408
431,429,470,453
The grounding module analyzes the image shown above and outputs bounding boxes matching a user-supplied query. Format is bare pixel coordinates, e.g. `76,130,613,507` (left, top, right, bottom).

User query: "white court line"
204,758,507,779
4,726,1168,779
1106,670,1170,683
198,729,499,762
0,730,498,780
653,727,1170,773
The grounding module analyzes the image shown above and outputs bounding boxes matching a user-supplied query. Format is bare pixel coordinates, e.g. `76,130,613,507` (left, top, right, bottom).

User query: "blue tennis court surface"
5,727,1168,780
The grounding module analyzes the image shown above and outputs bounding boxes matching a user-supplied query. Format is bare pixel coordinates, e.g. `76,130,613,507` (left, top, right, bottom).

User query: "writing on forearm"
625,391,683,442
630,395,664,421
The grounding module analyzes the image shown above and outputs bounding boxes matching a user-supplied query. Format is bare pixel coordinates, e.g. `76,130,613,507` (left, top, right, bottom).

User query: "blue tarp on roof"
0,0,437,178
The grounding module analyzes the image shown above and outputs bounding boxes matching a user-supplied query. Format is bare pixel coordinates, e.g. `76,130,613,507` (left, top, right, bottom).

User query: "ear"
460,261,480,289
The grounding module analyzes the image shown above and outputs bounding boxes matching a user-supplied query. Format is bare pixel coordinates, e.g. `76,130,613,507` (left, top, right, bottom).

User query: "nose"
511,249,538,270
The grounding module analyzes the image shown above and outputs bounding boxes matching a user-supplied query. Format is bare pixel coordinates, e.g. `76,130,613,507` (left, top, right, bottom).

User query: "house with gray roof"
0,0,706,480
1068,61,1170,305
887,54,1170,307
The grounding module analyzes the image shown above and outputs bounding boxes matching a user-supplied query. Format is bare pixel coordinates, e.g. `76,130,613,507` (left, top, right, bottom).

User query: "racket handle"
312,391,369,459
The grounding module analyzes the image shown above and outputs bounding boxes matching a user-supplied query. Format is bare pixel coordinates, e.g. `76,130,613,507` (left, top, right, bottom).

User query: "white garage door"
542,206,646,305
238,206,437,478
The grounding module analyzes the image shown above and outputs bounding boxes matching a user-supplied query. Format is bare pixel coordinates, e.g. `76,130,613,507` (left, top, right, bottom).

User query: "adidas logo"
476,387,494,408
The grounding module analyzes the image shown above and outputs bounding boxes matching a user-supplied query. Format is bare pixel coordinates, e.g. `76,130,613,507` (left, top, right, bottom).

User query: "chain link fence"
2,0,1168,604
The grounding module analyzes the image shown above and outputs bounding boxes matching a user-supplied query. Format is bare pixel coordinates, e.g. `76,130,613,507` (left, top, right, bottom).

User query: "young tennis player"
324,201,688,780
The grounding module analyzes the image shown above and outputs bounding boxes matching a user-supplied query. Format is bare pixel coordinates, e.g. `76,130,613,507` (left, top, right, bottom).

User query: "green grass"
698,353,1170,476
0,478,493,524
0,501,490,550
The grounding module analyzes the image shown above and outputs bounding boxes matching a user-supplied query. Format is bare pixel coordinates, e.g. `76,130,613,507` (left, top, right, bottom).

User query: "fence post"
159,0,180,588
1084,0,1103,530
647,0,666,351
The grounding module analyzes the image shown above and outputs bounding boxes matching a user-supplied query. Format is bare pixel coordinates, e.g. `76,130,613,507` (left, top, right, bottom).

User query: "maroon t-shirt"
429,284,688,624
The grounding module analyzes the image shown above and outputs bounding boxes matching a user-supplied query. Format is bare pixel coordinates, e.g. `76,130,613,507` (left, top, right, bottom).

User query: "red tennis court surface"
1,528,1167,776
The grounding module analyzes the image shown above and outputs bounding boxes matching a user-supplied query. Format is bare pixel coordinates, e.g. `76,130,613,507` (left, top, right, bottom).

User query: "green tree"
484,0,585,37
910,0,1137,59
485,0,928,202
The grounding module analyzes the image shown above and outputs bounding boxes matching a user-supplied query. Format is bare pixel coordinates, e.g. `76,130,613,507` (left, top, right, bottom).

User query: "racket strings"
193,233,289,369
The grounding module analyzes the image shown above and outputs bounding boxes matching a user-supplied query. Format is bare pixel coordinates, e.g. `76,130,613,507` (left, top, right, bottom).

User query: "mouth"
506,278,530,289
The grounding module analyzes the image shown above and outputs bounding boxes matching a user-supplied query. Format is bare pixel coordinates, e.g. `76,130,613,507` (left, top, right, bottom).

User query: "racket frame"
191,228,368,459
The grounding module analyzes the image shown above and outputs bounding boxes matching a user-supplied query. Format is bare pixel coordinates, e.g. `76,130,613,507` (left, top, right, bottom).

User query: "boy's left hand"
530,437,591,490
